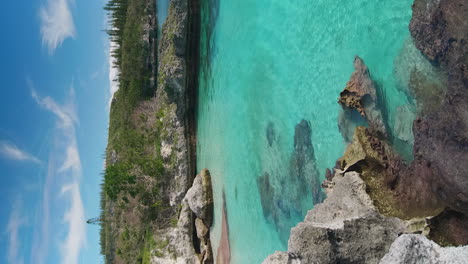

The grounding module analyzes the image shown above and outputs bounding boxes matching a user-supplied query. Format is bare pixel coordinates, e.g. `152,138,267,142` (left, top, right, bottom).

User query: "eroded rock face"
410,0,468,71
410,0,468,215
185,169,214,226
338,56,387,137
379,234,468,264
262,172,405,264
151,199,199,264
427,210,468,246
291,120,325,205
152,169,213,264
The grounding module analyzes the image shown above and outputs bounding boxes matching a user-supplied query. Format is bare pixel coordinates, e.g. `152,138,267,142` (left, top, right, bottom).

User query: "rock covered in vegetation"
338,56,387,137
157,0,194,207
379,234,468,264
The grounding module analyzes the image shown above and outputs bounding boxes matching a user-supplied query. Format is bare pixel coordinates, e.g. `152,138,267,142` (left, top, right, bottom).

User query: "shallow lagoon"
197,1,415,262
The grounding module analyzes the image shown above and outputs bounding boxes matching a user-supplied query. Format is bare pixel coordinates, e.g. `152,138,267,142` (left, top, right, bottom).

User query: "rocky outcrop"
151,169,213,264
156,0,200,207
409,0,468,215
264,1,468,263
338,56,387,137
185,169,214,226
338,126,443,219
380,234,468,264
263,172,406,264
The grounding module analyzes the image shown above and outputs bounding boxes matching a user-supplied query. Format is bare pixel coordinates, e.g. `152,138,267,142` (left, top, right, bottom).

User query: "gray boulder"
185,169,213,226
380,234,468,264
262,172,405,264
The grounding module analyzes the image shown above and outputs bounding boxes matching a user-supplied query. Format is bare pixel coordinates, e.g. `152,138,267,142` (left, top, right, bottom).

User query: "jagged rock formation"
151,169,213,264
157,0,199,207
380,234,468,264
338,56,387,137
185,169,214,226
262,172,406,264
338,126,443,219
409,0,468,216
264,1,468,262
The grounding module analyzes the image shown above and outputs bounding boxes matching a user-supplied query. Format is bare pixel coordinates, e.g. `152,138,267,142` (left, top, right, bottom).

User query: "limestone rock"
261,252,290,264
338,56,387,137
304,172,375,229
185,169,213,226
195,218,209,239
151,199,199,264
380,234,468,264
262,172,405,264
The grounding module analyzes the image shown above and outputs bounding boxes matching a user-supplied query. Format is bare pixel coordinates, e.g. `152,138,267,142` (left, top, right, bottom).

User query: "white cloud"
31,87,86,264
60,183,86,264
108,40,120,108
0,141,41,164
59,145,81,173
39,0,75,53
7,201,26,264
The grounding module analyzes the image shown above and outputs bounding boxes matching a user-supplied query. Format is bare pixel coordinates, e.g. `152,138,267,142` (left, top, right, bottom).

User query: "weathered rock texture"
186,169,214,227
157,0,198,207
339,127,443,219
263,172,406,264
264,1,468,263
338,56,387,137
409,0,468,215
152,169,213,264
380,234,468,264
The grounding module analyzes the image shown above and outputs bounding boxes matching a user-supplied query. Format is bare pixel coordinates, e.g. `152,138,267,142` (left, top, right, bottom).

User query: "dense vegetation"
99,0,175,263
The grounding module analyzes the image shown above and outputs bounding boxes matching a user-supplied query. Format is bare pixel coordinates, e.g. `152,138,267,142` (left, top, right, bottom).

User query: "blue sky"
0,0,113,263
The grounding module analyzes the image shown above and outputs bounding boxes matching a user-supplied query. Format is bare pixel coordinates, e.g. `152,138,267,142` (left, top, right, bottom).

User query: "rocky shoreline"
263,0,468,262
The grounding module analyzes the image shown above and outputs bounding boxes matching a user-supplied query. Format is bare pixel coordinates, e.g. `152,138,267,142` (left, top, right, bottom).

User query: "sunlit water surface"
197,1,415,262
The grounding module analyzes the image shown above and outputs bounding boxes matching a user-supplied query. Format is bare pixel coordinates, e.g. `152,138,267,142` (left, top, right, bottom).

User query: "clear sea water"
197,1,415,263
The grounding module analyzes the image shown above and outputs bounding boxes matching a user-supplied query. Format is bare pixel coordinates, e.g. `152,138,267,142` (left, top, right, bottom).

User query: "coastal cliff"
100,0,203,262
263,0,468,263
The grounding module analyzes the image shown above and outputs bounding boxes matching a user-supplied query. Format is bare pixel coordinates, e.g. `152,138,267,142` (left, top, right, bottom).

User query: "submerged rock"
380,234,468,264
393,38,447,114
338,56,387,137
393,105,416,144
338,108,367,143
410,0,468,215
291,120,325,205
257,120,325,241
266,121,276,147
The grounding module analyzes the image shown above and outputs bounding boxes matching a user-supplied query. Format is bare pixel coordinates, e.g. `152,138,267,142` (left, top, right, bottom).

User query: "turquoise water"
157,0,170,28
197,1,414,263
